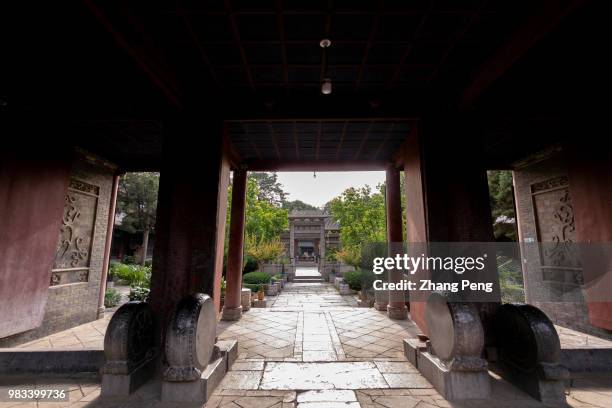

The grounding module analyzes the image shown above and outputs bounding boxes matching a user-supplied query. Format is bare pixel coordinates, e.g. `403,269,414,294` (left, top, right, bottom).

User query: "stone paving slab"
260,362,390,390
4,282,612,407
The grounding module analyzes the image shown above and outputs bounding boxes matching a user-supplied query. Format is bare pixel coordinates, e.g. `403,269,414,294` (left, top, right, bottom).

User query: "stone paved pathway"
5,278,612,407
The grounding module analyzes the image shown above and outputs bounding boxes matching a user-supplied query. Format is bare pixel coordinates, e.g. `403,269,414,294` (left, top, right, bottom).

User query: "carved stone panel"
50,179,99,286
530,176,582,286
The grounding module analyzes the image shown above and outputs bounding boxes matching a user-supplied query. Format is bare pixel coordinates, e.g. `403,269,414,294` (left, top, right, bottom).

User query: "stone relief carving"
544,189,577,267
50,179,99,286
530,176,569,194
531,176,582,287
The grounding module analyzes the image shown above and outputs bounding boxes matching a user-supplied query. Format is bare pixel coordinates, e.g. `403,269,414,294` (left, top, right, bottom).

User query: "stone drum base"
221,305,243,321
417,351,491,400
162,339,238,403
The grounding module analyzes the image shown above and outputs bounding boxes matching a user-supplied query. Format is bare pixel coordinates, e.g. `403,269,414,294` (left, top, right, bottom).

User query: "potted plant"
257,285,265,301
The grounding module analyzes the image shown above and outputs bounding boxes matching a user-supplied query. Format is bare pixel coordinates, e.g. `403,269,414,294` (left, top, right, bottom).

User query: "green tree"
329,184,387,250
249,172,287,206
226,176,288,247
282,199,318,212
116,172,159,265
487,170,517,241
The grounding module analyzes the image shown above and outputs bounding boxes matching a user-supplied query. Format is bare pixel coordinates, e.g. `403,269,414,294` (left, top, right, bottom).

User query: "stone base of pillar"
97,306,105,320
221,305,242,321
387,304,408,320
373,302,388,311
161,340,238,404
417,351,491,400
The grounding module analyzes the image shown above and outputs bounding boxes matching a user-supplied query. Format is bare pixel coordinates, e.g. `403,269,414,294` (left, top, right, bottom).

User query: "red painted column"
386,165,408,320
222,168,248,321
0,149,72,338
97,173,120,319
149,118,229,346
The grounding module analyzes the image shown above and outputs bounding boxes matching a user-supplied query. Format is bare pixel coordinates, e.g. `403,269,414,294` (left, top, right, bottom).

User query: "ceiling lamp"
320,39,332,95
321,78,332,95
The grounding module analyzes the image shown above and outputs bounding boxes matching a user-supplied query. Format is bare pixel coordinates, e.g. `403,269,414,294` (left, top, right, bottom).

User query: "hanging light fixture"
320,39,332,95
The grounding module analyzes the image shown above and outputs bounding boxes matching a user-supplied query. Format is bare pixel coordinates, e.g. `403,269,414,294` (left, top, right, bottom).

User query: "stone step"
293,277,325,283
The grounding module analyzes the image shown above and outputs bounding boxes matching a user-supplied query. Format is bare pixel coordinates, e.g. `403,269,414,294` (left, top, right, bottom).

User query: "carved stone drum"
102,301,155,375
164,293,217,382
425,292,484,366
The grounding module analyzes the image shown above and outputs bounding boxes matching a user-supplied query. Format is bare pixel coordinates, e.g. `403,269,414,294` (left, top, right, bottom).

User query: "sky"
276,171,385,208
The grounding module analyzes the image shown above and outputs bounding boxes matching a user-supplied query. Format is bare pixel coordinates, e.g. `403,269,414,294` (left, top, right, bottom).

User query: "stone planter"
241,288,251,312
334,276,344,289
266,283,278,296
339,282,351,295
328,273,336,284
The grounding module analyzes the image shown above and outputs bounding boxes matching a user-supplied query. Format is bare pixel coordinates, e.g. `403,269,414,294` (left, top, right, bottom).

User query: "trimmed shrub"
343,269,377,292
242,271,271,285
343,270,363,291
243,256,258,274
104,287,122,307
243,283,267,292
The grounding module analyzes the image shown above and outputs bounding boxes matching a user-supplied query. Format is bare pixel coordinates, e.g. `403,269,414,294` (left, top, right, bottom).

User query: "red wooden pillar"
386,164,408,320
401,121,496,334
222,168,248,321
97,173,120,319
149,118,229,346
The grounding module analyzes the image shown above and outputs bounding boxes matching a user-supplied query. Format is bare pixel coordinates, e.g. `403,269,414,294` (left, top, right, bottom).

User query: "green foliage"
122,255,137,265
487,170,517,241
343,269,378,292
282,199,318,212
245,235,285,266
343,270,363,291
243,283,264,292
129,286,150,302
116,172,159,233
104,287,122,307
226,177,288,246
498,255,525,303
242,271,271,285
243,255,259,273
325,247,339,262
111,263,151,287
249,172,287,206
335,246,362,268
271,273,282,281
329,185,387,253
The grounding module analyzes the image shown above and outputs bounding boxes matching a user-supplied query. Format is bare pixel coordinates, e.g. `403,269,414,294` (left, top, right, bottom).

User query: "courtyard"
7,272,612,408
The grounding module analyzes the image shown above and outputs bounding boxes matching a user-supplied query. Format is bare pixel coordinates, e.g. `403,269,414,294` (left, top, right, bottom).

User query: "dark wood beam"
374,122,395,160
353,122,373,160
176,3,221,89
81,0,182,109
335,121,348,160
354,1,382,93
293,121,300,160
268,122,282,160
246,159,388,172
275,0,289,93
460,0,585,110
225,0,256,93
426,1,485,84
387,2,433,88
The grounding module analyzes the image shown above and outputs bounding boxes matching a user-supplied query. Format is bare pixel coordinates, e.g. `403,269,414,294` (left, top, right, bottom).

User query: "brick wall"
0,151,115,347
513,148,612,340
